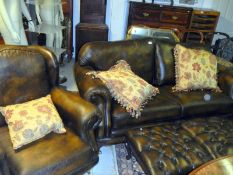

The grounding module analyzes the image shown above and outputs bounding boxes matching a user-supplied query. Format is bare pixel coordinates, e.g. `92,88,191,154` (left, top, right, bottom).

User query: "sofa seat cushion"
0,126,97,175
112,94,181,131
160,86,233,117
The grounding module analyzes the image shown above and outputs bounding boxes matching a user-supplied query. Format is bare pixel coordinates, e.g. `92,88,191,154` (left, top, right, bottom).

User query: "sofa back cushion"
0,47,52,107
155,41,176,86
78,38,156,83
154,42,212,86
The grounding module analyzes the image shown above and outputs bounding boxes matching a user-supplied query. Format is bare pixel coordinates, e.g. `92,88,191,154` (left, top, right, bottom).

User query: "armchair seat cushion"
160,86,233,117
0,127,98,175
112,95,181,132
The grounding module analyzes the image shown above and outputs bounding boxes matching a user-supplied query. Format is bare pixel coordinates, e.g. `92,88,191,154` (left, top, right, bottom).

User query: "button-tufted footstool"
126,116,233,175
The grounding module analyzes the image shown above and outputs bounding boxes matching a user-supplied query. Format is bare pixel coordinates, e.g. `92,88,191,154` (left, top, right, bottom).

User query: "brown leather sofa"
0,45,101,175
75,38,233,144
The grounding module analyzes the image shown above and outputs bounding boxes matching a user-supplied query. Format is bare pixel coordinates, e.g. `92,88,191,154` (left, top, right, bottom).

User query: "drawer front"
133,9,160,22
160,11,190,25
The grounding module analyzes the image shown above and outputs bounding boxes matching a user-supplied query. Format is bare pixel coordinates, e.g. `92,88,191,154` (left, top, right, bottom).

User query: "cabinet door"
80,0,106,24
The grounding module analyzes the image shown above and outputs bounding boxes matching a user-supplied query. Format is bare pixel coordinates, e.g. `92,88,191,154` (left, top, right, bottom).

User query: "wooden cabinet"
128,2,220,44
76,23,108,55
76,0,108,58
128,2,192,31
80,0,106,24
187,9,220,44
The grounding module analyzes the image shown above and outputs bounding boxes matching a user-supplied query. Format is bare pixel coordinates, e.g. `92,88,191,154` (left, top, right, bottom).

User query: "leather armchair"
75,38,233,145
0,45,101,175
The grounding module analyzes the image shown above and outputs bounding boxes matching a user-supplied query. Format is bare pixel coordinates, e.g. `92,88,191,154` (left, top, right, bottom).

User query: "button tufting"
171,157,178,165
158,160,165,170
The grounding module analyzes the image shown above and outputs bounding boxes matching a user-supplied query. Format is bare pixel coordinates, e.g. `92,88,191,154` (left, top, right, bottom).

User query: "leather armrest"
50,87,101,152
218,68,233,99
74,63,111,100
0,145,10,175
74,63,112,138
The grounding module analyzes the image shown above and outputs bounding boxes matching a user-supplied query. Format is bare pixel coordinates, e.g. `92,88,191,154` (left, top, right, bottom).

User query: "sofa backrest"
154,41,176,86
78,38,156,84
0,45,59,126
154,41,212,86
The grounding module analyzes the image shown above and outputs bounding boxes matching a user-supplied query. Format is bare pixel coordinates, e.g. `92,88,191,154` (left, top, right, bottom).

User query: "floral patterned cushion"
0,95,66,150
173,44,221,92
87,60,159,118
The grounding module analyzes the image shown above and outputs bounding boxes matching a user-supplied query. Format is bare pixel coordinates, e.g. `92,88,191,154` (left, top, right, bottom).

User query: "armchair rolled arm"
218,68,233,99
50,87,101,152
74,63,112,139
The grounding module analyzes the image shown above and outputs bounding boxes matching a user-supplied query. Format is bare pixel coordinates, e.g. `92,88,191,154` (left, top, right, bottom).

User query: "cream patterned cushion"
87,60,159,118
173,44,221,92
0,95,66,150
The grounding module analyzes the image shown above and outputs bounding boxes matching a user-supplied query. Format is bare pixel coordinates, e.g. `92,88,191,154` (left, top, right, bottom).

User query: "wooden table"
189,156,233,175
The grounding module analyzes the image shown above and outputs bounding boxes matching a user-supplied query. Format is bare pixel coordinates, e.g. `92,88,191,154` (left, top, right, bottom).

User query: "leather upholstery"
75,38,233,143
0,45,101,175
111,94,181,132
218,68,233,99
27,45,59,87
0,45,58,127
0,46,52,106
160,86,233,118
78,38,155,83
51,87,102,152
0,127,98,175
127,116,233,175
154,42,211,86
0,146,10,175
154,41,176,86
74,64,112,139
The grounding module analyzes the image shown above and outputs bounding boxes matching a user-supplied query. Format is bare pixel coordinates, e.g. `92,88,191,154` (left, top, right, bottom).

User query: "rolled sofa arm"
218,69,233,99
74,63,112,139
50,87,101,152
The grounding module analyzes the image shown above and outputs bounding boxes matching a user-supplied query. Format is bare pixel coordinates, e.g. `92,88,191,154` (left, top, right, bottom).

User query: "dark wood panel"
160,11,190,25
127,1,220,44
62,0,73,61
75,23,108,59
188,9,220,44
128,2,192,32
80,0,106,24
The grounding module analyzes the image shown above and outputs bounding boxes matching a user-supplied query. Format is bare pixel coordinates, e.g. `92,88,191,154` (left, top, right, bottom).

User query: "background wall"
211,0,233,37
73,0,233,47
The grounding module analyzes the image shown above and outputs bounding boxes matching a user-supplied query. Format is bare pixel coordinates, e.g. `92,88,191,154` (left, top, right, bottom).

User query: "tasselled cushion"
87,60,159,118
0,95,66,150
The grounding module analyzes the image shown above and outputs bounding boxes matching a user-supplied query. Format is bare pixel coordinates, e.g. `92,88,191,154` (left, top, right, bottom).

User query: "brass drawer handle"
172,16,178,20
142,12,150,17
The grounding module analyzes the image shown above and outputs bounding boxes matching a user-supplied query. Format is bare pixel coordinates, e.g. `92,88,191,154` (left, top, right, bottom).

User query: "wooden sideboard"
128,2,220,44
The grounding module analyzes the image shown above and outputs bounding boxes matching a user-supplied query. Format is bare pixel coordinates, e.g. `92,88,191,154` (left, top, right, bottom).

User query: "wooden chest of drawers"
128,2,220,44
128,2,193,31
187,9,220,44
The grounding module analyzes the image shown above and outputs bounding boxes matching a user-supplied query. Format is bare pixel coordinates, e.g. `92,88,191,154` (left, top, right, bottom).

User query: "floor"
60,60,119,175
